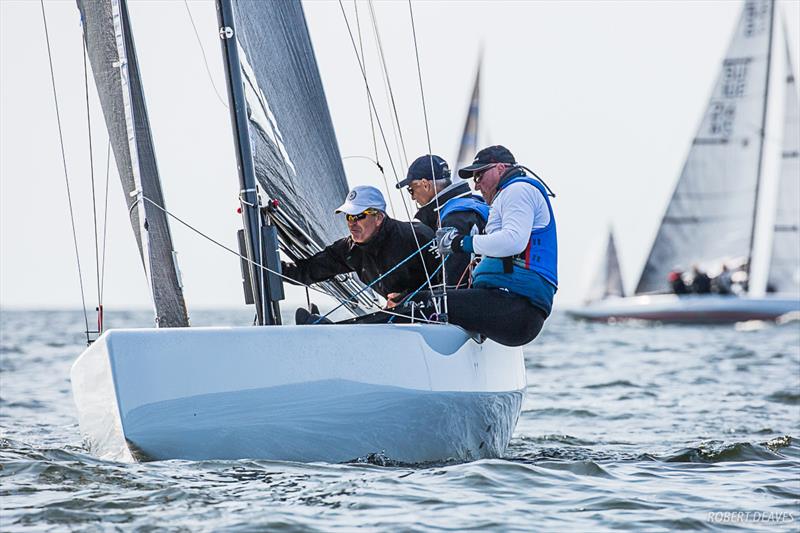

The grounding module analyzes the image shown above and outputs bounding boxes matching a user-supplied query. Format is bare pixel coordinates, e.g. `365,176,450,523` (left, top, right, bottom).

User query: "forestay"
78,0,188,327
766,32,800,295
636,0,774,295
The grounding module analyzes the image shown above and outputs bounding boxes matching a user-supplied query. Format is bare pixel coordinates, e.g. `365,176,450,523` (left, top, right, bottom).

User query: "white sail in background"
586,229,625,302
767,31,800,294
637,0,775,295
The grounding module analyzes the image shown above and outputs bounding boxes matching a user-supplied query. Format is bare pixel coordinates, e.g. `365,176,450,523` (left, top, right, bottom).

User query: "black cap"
458,145,516,179
396,154,451,189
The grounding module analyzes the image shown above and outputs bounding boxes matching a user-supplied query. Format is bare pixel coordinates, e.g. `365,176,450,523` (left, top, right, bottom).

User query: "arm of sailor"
472,184,536,257
281,239,353,285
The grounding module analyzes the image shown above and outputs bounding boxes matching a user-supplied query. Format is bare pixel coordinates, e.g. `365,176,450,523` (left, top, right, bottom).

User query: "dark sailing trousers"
339,288,547,347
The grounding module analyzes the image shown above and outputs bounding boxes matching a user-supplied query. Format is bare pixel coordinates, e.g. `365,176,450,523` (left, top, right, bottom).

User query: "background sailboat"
584,228,625,304
454,56,481,174
570,0,800,323
766,30,800,294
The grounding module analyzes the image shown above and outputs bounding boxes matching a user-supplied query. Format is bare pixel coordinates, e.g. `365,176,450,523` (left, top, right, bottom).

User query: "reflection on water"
1,309,798,530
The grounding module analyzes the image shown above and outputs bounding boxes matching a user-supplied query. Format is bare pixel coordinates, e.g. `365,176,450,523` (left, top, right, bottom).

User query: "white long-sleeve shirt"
472,181,550,257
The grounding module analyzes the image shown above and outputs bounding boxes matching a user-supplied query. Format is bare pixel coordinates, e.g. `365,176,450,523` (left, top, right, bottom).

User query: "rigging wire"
99,141,111,303
41,0,91,344
354,0,397,217
82,34,103,333
139,195,443,324
407,0,448,315
367,0,410,171
353,0,396,218
337,0,439,309
311,236,436,323
183,0,228,109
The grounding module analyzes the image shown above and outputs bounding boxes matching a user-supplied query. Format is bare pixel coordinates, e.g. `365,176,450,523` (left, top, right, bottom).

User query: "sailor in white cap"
282,185,437,322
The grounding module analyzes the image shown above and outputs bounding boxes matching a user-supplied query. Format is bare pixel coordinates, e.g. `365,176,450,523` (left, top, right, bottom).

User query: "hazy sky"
1,0,799,316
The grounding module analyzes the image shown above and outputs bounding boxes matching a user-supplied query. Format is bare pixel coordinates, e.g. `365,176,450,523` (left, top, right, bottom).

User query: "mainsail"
222,0,373,311
78,0,189,327
766,31,800,294
636,0,775,295
586,229,625,302
455,59,481,174
227,0,350,246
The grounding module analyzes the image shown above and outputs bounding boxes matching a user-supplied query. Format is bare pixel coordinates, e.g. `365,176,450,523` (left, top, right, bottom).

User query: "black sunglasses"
472,164,498,184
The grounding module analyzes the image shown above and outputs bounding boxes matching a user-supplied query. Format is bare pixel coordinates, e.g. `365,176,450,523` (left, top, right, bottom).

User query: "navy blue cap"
396,155,451,188
458,145,516,179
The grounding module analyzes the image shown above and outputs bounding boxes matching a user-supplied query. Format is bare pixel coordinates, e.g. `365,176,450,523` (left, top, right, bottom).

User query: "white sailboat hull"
567,294,800,324
70,324,526,464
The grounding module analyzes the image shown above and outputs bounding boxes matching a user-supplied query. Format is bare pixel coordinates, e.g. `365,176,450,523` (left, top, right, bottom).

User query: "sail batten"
636,0,775,295
78,0,189,327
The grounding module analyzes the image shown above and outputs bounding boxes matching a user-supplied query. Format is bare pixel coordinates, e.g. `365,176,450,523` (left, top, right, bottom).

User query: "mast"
216,0,280,325
747,0,776,284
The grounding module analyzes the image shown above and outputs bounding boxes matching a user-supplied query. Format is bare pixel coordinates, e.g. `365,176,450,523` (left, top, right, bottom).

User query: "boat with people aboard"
569,0,800,324
53,0,536,463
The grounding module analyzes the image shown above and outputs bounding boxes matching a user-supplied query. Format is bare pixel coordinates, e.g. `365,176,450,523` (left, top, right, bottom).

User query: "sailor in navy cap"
397,155,489,288
405,145,559,346
282,185,437,323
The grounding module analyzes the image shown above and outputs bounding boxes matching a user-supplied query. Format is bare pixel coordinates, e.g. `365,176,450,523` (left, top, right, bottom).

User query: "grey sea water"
1,309,798,531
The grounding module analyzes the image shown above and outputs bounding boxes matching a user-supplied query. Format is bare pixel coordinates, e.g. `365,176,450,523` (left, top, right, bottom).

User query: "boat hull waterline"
70,324,526,463
568,294,800,324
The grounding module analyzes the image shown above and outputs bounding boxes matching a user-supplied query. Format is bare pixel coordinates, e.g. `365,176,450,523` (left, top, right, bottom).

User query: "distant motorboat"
570,0,800,324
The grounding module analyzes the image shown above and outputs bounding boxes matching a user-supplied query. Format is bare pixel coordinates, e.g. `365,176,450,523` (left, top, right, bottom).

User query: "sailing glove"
435,227,473,255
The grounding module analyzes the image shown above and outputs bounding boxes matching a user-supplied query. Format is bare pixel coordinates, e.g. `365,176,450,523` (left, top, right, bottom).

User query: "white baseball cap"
334,185,387,215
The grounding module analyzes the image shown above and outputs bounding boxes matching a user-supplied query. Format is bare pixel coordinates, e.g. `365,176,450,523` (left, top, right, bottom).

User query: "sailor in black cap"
413,145,559,346
282,185,438,323
397,154,489,288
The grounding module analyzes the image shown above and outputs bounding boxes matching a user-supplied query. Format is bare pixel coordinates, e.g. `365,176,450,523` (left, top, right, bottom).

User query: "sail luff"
746,0,776,282
586,229,625,302
78,0,189,327
455,58,481,174
605,231,625,299
225,0,371,314
766,27,800,294
635,0,775,295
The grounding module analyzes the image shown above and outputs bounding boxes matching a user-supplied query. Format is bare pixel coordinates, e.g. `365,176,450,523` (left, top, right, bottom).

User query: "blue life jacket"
438,195,490,223
472,172,558,315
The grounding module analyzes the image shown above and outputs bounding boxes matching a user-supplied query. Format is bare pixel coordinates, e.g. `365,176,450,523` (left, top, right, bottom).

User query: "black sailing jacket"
282,217,438,299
